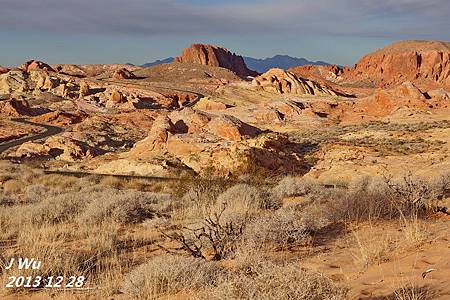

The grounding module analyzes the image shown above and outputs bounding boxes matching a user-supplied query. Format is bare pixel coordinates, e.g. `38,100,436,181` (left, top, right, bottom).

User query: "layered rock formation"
175,44,258,77
348,40,450,87
252,68,347,96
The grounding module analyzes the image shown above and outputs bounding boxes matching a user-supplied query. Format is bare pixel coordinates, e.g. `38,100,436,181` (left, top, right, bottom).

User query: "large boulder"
207,115,261,141
175,44,258,77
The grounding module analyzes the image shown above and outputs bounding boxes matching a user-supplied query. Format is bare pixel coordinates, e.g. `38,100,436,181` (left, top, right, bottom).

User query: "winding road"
0,118,64,154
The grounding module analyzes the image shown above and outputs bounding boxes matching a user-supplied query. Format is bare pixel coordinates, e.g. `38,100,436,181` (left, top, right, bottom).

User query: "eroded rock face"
112,68,137,80
175,44,258,77
348,40,450,87
20,60,55,73
0,98,34,117
252,68,345,96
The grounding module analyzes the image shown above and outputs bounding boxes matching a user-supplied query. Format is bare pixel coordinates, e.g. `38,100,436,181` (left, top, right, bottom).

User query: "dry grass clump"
393,282,435,300
2,179,26,194
203,261,347,300
77,189,170,225
350,227,395,268
121,256,224,299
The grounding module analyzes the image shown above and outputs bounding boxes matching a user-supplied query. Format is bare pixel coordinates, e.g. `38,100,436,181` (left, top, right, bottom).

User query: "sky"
0,0,449,67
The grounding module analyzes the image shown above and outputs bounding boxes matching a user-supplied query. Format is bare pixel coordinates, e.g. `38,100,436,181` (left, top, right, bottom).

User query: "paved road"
0,118,64,154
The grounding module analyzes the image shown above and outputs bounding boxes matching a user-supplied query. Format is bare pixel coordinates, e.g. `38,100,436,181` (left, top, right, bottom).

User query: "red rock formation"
20,60,55,72
347,40,450,87
175,44,258,77
112,68,137,80
0,66,10,75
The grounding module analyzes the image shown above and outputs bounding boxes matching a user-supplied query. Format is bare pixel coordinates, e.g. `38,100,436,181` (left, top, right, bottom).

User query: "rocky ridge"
175,44,258,77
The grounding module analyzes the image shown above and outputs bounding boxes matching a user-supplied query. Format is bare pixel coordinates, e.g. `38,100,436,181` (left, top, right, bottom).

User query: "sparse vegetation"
0,163,448,299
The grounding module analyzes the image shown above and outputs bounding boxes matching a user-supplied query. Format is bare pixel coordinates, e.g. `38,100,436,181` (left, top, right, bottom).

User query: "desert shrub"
383,173,444,214
272,176,318,200
34,174,78,190
2,179,26,194
99,176,122,189
241,205,328,251
161,205,245,260
77,189,170,225
171,182,224,220
216,184,279,216
203,261,347,300
24,184,57,203
28,192,88,224
121,256,224,299
317,173,447,223
0,194,15,206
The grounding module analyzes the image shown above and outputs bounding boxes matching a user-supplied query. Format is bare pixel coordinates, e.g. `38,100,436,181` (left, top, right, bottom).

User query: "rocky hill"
348,40,450,87
175,44,258,77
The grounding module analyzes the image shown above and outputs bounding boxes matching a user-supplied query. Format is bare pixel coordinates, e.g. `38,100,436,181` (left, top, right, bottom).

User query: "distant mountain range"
242,55,330,73
141,57,174,68
140,55,330,72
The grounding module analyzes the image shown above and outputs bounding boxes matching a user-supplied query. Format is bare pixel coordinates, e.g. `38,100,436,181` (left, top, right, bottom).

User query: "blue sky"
0,0,449,67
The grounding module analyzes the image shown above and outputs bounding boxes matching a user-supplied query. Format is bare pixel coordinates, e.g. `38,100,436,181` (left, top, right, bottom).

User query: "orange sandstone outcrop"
347,40,450,87
20,60,55,72
175,44,258,77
